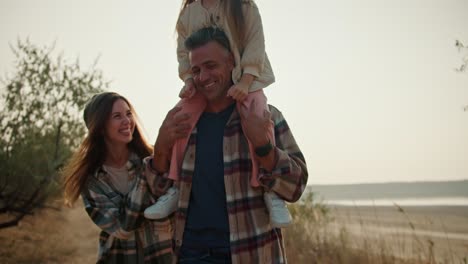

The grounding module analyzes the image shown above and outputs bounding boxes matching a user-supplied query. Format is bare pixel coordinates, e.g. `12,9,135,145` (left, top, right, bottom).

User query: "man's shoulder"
267,104,286,121
267,104,281,114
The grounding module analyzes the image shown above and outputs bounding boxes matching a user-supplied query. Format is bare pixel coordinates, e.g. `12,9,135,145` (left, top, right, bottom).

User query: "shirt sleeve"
143,156,173,197
240,1,266,78
82,174,148,240
258,106,308,202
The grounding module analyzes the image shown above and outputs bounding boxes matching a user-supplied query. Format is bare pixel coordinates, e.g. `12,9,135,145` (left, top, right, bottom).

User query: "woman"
62,92,173,263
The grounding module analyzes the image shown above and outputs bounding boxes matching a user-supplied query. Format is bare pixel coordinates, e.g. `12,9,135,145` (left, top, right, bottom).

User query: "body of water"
309,180,468,206
325,196,468,206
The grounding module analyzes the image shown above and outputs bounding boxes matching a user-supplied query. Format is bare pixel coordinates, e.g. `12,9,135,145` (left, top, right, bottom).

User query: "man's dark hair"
184,27,231,52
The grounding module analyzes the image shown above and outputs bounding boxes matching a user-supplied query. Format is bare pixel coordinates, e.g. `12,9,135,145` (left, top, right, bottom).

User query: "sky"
1,0,468,185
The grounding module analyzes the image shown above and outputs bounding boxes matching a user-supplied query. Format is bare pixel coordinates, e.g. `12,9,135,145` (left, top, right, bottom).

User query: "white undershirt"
103,164,133,194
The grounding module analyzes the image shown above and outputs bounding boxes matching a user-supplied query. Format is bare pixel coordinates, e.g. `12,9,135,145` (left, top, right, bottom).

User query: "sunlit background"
1,0,467,184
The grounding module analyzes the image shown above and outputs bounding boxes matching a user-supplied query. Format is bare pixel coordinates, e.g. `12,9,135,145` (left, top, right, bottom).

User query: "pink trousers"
168,90,275,187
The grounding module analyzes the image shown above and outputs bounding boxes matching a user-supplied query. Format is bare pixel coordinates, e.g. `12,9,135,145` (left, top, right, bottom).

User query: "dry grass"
1,209,70,263
0,202,99,264
284,194,468,264
1,194,467,264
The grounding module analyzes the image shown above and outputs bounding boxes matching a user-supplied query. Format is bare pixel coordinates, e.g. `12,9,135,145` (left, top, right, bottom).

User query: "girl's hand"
227,82,249,102
179,79,196,98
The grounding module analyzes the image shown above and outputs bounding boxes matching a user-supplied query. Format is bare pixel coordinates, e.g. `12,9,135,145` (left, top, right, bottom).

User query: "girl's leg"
168,92,206,180
145,94,206,220
236,90,275,187
237,90,292,227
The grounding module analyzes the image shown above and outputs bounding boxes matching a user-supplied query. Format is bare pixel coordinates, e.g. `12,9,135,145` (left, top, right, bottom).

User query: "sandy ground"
62,204,101,263
329,205,468,262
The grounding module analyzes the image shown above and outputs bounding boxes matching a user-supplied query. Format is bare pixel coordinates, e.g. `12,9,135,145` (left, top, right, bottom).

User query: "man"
147,27,308,263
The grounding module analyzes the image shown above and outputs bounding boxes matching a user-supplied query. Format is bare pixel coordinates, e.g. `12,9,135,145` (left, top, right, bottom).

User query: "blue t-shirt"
182,103,235,249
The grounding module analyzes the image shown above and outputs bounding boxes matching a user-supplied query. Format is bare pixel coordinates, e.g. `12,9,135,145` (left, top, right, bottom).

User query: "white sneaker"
144,186,179,219
264,192,292,228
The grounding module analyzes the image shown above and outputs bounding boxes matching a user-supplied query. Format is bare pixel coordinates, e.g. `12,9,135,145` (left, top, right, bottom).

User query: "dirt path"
62,204,100,263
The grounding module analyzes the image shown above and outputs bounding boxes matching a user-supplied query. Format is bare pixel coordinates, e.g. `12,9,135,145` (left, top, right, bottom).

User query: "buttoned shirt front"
82,155,174,263
145,105,308,264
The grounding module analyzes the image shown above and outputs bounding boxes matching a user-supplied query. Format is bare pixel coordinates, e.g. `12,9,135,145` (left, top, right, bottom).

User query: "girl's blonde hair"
177,0,246,48
62,92,152,206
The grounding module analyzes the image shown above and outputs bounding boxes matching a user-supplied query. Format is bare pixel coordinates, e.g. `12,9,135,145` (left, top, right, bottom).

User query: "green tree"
0,39,107,228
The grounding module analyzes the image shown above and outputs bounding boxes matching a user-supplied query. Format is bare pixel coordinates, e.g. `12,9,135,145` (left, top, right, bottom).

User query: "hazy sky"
1,0,468,184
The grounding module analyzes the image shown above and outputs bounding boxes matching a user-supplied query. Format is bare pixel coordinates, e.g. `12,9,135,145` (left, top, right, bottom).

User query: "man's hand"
155,106,191,153
239,99,273,149
239,99,276,171
152,106,191,172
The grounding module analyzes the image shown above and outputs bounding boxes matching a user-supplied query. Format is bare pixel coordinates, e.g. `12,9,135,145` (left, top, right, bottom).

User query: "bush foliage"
0,39,107,228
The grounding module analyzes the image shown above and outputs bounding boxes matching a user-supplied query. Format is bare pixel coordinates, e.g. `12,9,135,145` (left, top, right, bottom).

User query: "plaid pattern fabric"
82,156,174,264
146,105,308,264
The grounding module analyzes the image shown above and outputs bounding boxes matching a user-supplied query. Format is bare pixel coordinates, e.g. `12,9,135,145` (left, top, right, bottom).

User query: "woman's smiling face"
104,98,135,146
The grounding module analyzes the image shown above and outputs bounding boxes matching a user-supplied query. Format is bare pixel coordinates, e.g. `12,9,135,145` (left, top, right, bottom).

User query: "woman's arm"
82,173,148,239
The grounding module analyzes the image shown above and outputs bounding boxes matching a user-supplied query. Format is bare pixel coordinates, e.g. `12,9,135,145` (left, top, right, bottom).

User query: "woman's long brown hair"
62,92,152,206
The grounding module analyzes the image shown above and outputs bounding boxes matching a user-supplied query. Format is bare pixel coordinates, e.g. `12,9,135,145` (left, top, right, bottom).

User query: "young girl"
144,0,292,228
62,92,173,263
